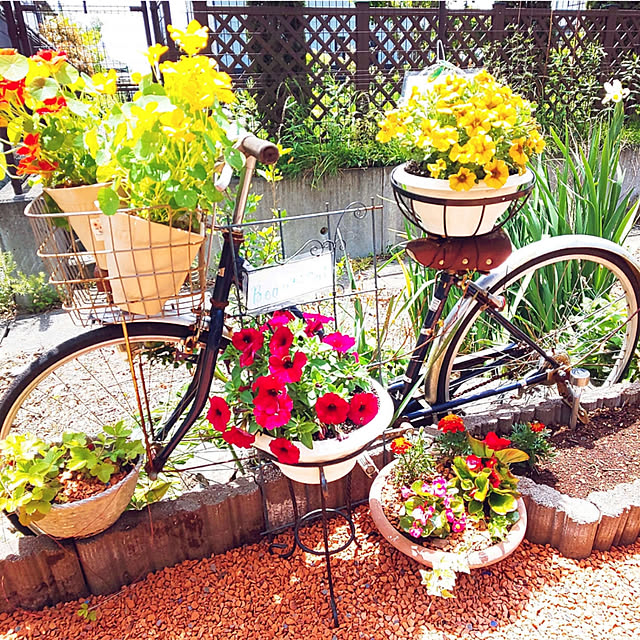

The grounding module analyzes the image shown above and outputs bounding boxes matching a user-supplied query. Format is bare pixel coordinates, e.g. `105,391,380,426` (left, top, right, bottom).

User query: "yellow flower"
449,142,473,164
467,134,496,165
475,93,503,110
91,69,118,95
459,110,491,137
144,43,168,69
376,110,409,143
431,126,458,152
159,107,190,137
167,19,209,56
473,69,497,86
527,129,546,154
449,167,477,192
131,72,142,84
490,103,517,129
509,137,529,165
427,158,447,179
483,159,509,189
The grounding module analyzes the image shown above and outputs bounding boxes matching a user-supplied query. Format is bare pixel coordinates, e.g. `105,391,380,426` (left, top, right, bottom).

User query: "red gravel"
1,507,638,640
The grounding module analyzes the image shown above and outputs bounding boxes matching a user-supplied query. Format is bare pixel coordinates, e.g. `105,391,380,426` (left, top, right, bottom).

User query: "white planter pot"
369,460,527,569
253,380,394,484
392,164,533,237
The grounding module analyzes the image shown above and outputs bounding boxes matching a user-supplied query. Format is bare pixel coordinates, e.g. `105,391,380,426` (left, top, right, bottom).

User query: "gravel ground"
0,506,638,640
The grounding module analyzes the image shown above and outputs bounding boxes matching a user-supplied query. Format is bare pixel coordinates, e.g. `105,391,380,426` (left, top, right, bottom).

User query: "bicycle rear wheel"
429,236,640,410
0,321,228,480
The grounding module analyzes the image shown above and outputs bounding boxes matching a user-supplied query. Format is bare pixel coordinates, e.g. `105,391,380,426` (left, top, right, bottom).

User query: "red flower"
530,421,545,433
316,392,350,425
483,431,511,451
16,157,58,175
390,437,412,455
269,326,294,358
347,392,378,426
252,375,286,404
253,377,293,429
36,95,67,114
268,310,294,327
489,469,502,489
465,454,483,472
232,327,264,366
269,437,300,465
32,49,68,71
322,332,356,353
484,457,498,469
206,396,231,432
269,351,307,384
0,77,26,103
222,426,255,449
303,312,334,337
437,414,465,434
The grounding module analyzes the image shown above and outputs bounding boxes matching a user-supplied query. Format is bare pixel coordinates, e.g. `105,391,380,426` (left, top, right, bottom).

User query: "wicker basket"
18,459,142,539
26,196,214,326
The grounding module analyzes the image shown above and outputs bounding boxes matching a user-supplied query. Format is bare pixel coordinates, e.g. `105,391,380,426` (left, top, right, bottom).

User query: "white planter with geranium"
204,311,394,485
378,69,543,237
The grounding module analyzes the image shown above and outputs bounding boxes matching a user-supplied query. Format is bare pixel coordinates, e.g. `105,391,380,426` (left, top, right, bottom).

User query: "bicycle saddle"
406,229,512,273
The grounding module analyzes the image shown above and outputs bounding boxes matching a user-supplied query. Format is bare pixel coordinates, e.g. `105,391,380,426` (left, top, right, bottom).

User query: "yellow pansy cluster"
377,70,545,191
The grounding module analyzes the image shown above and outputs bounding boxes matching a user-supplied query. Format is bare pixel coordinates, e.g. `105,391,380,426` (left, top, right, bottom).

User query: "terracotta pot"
391,164,533,237
369,460,528,569
101,212,204,316
253,380,394,485
19,459,142,539
43,183,111,269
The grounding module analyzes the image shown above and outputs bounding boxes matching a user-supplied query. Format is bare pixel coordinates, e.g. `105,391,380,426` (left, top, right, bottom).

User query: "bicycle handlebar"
238,135,280,165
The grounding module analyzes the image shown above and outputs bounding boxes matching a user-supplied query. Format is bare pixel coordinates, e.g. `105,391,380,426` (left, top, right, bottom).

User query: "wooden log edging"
2,383,640,613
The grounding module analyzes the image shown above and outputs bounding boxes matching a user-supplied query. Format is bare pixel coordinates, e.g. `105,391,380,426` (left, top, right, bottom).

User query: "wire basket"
391,164,535,238
26,196,215,326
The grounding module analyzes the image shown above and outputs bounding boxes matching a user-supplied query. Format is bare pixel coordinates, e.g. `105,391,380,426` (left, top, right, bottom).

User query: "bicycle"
2,134,640,500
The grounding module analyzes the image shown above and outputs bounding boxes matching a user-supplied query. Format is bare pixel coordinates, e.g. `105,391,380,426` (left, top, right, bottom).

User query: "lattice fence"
193,2,640,125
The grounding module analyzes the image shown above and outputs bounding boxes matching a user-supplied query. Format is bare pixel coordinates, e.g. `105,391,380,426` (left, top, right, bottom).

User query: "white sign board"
242,252,333,314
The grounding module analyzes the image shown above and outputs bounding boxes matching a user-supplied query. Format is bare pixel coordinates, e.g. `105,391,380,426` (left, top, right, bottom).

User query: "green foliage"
0,252,59,315
389,430,436,488
509,422,557,470
433,430,470,461
0,423,144,526
76,602,97,622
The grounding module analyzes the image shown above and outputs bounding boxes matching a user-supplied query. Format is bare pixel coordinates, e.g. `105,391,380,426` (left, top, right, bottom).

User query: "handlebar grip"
238,135,280,165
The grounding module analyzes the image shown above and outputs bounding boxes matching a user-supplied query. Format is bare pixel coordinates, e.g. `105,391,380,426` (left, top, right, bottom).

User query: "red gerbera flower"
303,312,334,337
530,421,545,433
322,332,356,353
483,431,511,451
231,327,264,366
465,454,483,472
437,414,465,434
36,95,67,114
316,392,350,425
347,392,378,426
269,437,300,465
222,426,255,449
269,351,307,384
269,326,294,358
254,392,293,430
206,396,231,432
268,310,294,328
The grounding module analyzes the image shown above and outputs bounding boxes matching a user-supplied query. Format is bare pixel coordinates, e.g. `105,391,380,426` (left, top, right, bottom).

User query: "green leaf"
28,77,58,102
473,473,489,502
467,435,489,458
91,462,116,484
0,53,29,81
467,499,484,515
97,186,121,216
488,492,517,515
189,163,207,181
299,431,313,450
173,189,198,209
66,98,91,118
54,62,79,85
495,448,529,465
67,448,98,471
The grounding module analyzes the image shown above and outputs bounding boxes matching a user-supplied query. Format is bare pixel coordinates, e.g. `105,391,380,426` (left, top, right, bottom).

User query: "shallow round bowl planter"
253,380,394,485
369,460,527,569
18,459,142,539
391,163,533,237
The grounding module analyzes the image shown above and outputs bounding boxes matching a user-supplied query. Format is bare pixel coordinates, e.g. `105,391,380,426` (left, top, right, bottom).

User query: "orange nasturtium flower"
31,49,68,73
449,167,477,192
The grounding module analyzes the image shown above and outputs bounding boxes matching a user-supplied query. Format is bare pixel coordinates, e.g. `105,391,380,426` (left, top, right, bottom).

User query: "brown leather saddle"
406,229,512,273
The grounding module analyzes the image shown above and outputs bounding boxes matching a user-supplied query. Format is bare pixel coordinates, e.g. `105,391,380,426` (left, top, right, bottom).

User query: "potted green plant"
369,415,529,597
377,68,545,236
204,310,394,484
93,20,241,315
0,48,120,268
0,422,144,538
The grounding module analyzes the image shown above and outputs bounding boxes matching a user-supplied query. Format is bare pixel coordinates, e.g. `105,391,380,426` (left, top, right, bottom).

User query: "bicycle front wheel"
429,236,640,409
0,321,217,460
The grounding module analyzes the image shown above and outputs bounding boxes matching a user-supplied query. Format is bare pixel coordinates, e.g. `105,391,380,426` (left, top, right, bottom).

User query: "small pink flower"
411,506,427,525
451,518,466,533
400,486,414,499
322,332,356,353
424,505,435,519
432,477,447,498
408,523,423,538
445,508,456,523
421,482,432,494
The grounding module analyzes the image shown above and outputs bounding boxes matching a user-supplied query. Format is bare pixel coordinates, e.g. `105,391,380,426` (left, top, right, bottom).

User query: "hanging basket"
253,380,394,485
25,197,214,326
18,459,142,539
391,164,534,238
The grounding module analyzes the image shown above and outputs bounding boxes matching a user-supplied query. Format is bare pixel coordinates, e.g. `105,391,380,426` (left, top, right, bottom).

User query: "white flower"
602,79,630,104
